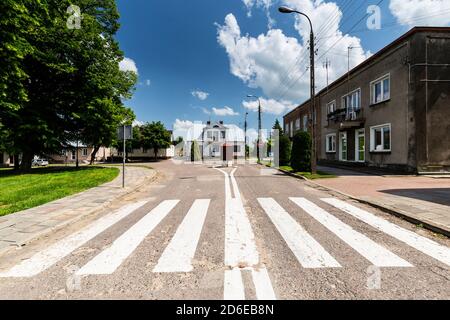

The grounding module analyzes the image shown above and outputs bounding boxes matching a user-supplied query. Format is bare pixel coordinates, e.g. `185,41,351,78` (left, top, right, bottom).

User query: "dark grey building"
284,27,450,174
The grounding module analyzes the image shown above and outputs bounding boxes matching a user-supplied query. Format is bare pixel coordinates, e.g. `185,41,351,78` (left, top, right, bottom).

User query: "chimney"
206,121,211,125
219,121,224,125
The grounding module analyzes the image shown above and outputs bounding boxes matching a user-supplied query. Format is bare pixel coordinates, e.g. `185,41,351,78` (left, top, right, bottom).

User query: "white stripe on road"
153,199,210,273
216,168,276,300
76,200,179,275
0,201,148,278
291,198,412,267
251,267,277,300
258,198,341,268
216,168,259,268
321,198,450,266
224,268,245,300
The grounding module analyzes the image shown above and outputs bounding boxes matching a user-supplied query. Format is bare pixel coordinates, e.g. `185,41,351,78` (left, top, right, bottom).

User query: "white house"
181,121,245,161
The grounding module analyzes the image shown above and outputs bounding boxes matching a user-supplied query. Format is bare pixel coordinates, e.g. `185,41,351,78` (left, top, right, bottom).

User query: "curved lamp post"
279,6,317,174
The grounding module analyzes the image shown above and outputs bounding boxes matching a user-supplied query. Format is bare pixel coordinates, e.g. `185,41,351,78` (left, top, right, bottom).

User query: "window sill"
326,151,336,154
369,150,391,154
369,99,391,107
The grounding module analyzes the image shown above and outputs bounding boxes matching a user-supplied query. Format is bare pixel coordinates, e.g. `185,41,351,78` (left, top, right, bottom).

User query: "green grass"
279,166,337,180
0,167,119,216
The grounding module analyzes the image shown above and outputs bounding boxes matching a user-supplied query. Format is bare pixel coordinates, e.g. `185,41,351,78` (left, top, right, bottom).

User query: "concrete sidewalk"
0,165,156,254
313,166,450,236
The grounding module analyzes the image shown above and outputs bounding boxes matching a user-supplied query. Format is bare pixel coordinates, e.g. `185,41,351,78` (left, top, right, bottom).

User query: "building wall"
49,147,111,163
410,31,450,172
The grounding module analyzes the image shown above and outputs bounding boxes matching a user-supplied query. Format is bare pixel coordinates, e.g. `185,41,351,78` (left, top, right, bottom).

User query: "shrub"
279,134,291,166
291,131,312,172
190,140,201,162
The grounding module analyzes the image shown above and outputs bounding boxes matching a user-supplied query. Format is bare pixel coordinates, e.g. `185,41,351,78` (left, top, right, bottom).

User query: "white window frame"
82,148,88,157
326,133,336,153
370,123,391,152
370,73,390,104
71,151,76,160
285,123,289,135
326,100,336,115
290,121,294,137
295,118,300,130
342,88,361,117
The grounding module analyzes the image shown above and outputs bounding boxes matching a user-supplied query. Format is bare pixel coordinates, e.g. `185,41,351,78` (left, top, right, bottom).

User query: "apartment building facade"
284,27,450,173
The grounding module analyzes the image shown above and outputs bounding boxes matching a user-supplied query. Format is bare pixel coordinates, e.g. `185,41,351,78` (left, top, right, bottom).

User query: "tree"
279,134,291,166
291,131,312,172
141,122,171,160
273,119,284,135
1,1,136,171
191,140,201,162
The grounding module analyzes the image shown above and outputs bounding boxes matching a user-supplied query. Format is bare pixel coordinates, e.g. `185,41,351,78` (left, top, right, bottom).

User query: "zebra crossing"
1,193,449,298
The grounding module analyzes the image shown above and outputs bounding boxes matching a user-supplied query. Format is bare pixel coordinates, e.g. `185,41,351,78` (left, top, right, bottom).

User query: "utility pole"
258,98,262,163
323,58,331,92
244,112,248,161
279,6,317,173
122,124,126,188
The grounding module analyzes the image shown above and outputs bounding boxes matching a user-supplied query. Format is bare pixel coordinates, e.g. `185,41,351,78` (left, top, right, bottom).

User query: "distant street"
0,161,449,299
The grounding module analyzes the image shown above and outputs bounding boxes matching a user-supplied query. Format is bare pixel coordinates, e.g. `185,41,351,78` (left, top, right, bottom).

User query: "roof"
284,26,450,119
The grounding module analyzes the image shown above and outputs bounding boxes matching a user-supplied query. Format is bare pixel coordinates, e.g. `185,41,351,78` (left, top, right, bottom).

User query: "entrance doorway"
339,132,347,161
355,129,365,162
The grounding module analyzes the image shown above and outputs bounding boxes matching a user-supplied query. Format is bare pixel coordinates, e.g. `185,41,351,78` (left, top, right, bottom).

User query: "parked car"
32,158,49,166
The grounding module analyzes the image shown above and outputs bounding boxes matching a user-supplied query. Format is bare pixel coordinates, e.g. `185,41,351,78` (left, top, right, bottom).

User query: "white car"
32,158,49,166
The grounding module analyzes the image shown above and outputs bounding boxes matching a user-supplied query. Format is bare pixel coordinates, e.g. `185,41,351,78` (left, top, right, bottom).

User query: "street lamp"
244,112,249,161
246,95,262,163
279,6,317,174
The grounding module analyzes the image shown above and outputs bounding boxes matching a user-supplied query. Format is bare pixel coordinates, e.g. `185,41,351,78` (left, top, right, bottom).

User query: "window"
234,145,241,152
285,123,289,135
326,134,336,153
302,115,308,132
71,151,76,160
82,148,88,157
290,121,293,137
327,101,336,115
221,131,226,139
342,89,361,119
295,118,300,130
370,124,391,152
207,131,212,139
371,74,390,104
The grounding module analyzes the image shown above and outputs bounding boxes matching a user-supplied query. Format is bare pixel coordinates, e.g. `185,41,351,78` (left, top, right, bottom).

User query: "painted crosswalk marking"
0,201,148,278
76,200,179,276
153,199,210,273
217,168,276,300
258,198,341,268
322,198,450,266
291,198,412,267
224,268,245,300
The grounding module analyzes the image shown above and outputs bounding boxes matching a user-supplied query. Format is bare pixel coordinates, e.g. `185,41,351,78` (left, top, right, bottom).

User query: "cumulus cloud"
243,0,276,28
119,57,138,74
218,1,370,112
191,90,210,100
173,119,194,131
243,98,296,115
389,0,450,26
212,106,240,116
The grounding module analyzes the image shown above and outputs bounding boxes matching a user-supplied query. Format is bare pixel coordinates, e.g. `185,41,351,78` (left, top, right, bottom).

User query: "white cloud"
212,106,240,116
218,1,370,110
145,79,151,86
201,107,211,115
191,90,210,100
389,0,450,26
173,119,194,131
243,98,296,115
119,57,138,74
243,0,276,28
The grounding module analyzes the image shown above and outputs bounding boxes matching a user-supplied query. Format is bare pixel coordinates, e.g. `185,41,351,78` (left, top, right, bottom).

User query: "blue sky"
115,0,450,132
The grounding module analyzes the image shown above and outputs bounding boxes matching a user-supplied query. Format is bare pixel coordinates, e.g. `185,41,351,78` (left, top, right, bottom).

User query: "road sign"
117,125,133,141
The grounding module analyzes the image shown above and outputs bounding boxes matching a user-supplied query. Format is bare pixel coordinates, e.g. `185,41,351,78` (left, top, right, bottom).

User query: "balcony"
326,108,365,129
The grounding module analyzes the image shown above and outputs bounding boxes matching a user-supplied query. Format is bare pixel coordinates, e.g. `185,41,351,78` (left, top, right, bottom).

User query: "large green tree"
0,0,136,171
141,122,172,160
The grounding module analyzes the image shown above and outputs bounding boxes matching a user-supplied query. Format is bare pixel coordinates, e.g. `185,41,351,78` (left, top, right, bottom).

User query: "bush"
279,134,291,166
190,140,201,162
291,131,312,172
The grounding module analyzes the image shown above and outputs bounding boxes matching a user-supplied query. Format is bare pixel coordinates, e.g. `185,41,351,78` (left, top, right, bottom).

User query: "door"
355,129,365,162
339,132,347,161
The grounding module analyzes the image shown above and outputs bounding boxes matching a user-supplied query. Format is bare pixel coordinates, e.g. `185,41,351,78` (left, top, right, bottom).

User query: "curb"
270,165,450,238
0,168,159,257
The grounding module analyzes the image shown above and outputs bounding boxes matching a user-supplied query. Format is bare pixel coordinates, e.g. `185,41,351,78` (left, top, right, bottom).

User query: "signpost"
117,125,133,188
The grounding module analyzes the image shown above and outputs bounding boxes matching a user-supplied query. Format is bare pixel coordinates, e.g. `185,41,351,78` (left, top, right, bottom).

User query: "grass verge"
0,166,119,216
279,166,337,180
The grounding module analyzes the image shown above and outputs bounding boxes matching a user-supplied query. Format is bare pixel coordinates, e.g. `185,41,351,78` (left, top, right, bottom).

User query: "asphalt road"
0,161,449,299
